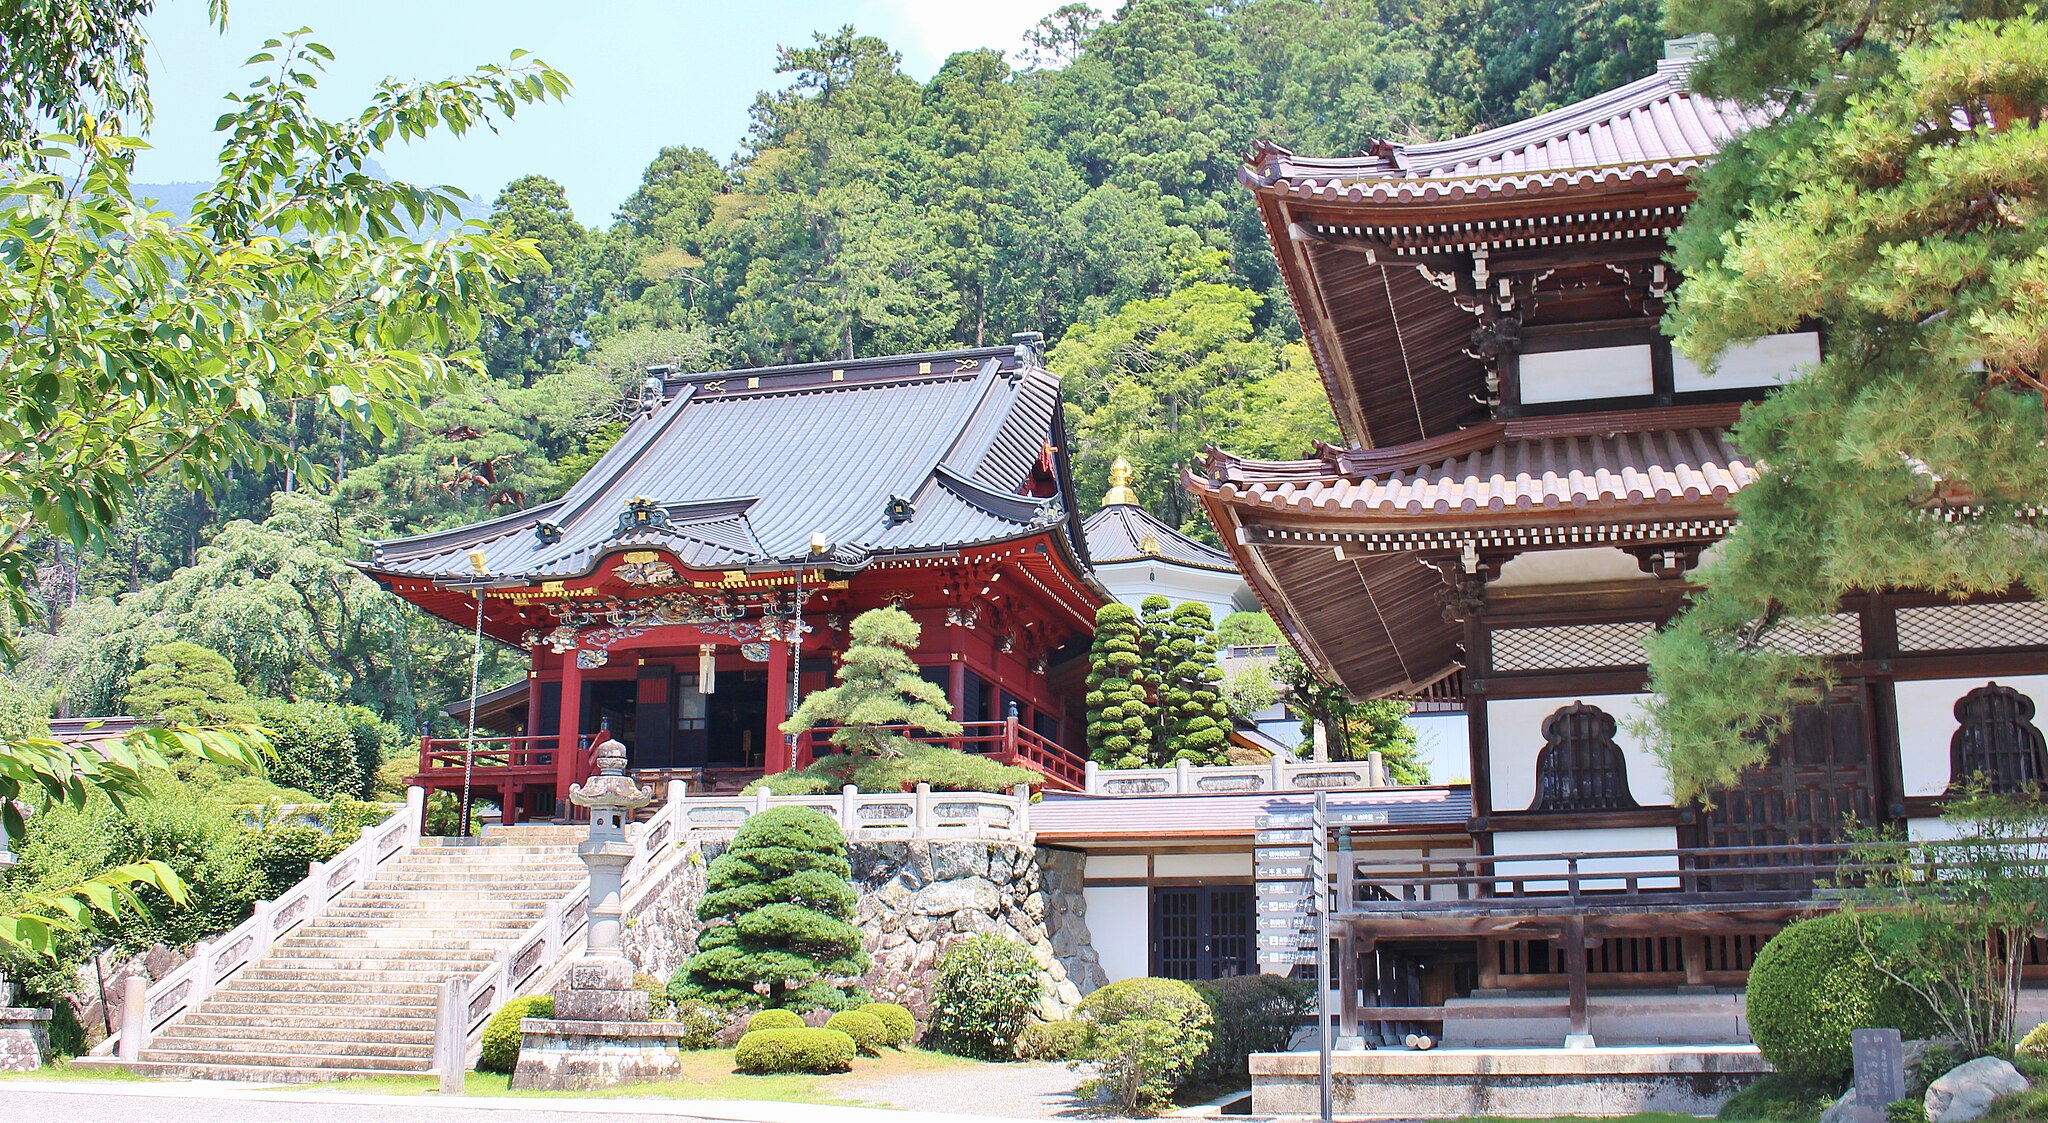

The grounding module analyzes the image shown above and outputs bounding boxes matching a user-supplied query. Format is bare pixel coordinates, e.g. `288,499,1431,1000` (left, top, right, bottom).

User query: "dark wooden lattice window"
1530,701,1638,811
1948,682,2048,793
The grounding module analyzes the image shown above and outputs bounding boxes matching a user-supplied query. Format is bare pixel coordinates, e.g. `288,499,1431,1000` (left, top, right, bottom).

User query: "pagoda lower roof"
1189,405,1751,698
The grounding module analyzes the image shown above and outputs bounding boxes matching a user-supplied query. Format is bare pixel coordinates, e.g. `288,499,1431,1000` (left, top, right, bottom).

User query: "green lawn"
288,1047,984,1105
0,1060,157,1082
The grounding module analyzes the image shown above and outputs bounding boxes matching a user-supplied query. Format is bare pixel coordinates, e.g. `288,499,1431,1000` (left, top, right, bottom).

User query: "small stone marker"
1851,1028,1906,1121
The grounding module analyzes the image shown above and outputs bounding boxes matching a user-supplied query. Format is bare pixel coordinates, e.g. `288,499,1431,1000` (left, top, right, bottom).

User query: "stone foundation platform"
509,1019,683,1090
0,1008,51,1072
1251,1044,1771,1119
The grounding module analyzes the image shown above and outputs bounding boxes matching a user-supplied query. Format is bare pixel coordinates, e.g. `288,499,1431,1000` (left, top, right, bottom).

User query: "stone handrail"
104,786,427,1059
677,783,1032,843
1081,753,1389,796
444,779,687,1061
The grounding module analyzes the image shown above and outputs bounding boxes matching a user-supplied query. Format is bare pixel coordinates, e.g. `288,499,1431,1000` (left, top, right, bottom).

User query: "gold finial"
1104,457,1139,507
466,550,489,574
1138,532,1161,556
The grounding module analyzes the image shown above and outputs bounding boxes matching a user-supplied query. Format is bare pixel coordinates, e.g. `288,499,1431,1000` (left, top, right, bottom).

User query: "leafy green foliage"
1076,977,1216,1113
1217,612,1280,647
745,746,1037,796
1715,1073,1845,1122
1277,649,1427,782
733,1027,856,1074
249,697,399,802
679,806,868,1011
2021,1022,2048,1059
1085,603,1156,768
745,1008,807,1033
124,642,255,727
1189,974,1315,1083
479,994,554,1074
929,933,1044,1059
1015,1019,1093,1061
858,1001,916,1047
0,0,224,161
1745,914,1937,1082
824,1008,890,1055
1648,4,2048,797
783,607,960,756
1153,600,1229,765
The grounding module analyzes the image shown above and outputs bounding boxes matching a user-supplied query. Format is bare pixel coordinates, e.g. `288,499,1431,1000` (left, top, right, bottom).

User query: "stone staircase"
99,829,586,1082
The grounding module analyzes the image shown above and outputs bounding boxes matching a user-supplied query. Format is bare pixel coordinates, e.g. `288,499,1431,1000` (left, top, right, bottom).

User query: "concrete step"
179,1010,436,1032
150,1025,437,1051
191,998,438,1018
239,966,479,985
136,1046,432,1071
70,1057,432,1083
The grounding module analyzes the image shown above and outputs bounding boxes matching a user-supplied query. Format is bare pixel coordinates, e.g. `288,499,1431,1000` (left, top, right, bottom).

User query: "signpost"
1255,794,1336,1123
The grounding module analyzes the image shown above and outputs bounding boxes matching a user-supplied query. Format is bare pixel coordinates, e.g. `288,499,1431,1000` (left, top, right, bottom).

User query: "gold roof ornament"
1138,532,1161,556
1104,457,1140,507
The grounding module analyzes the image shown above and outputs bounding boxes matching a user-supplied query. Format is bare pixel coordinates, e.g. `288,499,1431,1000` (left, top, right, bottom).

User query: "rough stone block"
554,988,650,1022
0,1008,53,1073
509,1019,684,1091
1926,1056,2029,1123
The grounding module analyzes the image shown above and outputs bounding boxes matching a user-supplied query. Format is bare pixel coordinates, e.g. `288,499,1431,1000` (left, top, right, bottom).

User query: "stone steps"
113,840,588,1083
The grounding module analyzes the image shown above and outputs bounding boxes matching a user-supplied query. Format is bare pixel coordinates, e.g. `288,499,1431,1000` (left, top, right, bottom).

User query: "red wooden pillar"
555,653,584,817
500,783,519,826
766,639,792,772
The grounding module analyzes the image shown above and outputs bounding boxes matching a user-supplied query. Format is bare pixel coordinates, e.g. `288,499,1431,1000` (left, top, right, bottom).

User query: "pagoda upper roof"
364,347,1087,582
1082,502,1237,573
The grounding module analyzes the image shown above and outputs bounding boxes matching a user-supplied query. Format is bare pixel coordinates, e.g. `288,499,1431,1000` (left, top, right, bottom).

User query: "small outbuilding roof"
1081,458,1237,573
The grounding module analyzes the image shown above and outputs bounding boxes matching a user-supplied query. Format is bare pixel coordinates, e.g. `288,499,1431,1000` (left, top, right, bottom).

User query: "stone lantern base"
509,954,682,1090
0,1008,52,1072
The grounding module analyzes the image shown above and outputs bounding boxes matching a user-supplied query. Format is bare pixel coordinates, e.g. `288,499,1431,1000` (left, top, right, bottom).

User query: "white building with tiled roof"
1082,458,1255,623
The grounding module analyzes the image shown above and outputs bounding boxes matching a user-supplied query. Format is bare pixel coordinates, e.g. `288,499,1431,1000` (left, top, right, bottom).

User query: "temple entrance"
585,680,637,748
701,669,769,769
1153,886,1255,980
1697,685,1877,888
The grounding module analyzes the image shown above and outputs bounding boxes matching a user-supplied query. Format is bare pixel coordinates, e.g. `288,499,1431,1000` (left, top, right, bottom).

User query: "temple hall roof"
364,347,1087,582
1083,458,1237,573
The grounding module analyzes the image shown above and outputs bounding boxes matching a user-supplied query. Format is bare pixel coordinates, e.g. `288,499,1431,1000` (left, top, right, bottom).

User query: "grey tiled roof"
364,348,1082,580
1082,503,1237,572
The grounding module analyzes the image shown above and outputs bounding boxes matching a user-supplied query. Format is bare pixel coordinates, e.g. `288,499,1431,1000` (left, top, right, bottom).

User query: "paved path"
836,1060,1097,1118
0,1081,1113,1123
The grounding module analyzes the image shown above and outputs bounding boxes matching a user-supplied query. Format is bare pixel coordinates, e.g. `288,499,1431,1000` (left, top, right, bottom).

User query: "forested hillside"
7,0,1661,743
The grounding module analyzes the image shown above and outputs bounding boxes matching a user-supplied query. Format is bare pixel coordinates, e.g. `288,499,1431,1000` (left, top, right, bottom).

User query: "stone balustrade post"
840,785,858,836
1011,783,1031,842
914,783,931,833
434,976,467,1095
1270,754,1287,791
1174,758,1192,793
1083,759,1099,793
1368,750,1385,787
752,787,770,815
249,901,273,960
117,975,147,1061
189,940,215,1005
406,784,427,841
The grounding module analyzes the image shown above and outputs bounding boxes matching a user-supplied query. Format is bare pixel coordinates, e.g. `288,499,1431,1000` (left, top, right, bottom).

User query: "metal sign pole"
1315,788,1333,1123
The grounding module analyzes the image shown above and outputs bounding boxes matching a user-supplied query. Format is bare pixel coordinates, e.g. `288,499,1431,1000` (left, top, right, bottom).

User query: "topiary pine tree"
1085,602,1155,768
677,804,869,1011
782,606,960,757
123,641,257,728
1159,601,1229,765
1137,594,1176,753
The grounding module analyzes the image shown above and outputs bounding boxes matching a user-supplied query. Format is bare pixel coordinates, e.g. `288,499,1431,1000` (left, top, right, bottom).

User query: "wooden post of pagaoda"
434,976,467,1095
1563,914,1594,1048
116,974,148,1061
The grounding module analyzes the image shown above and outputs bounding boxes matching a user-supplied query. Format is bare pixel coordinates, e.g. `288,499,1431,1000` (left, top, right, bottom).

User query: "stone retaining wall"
620,836,1104,1021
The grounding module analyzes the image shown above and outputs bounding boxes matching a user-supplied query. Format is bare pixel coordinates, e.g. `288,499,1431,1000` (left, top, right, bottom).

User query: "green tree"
1277,650,1427,783
1644,3,2048,798
482,174,623,385
782,607,960,757
1157,601,1229,765
678,805,868,1011
1085,602,1156,768
123,642,255,727
250,697,399,802
0,0,224,161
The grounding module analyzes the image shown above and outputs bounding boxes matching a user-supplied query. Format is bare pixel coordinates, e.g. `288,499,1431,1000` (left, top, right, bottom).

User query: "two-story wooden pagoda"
361,345,1105,821
1193,52,2048,1045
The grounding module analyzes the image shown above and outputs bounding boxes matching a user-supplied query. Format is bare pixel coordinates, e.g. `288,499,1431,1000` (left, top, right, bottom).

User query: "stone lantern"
510,727,682,1089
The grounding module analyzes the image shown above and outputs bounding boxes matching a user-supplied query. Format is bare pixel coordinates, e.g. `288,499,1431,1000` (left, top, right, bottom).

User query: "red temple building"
359,344,1106,820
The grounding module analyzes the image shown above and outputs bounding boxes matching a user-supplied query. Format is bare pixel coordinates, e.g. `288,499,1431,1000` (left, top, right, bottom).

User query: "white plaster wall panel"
1085,854,1148,880
1484,693,1673,811
1519,344,1654,404
1893,673,2048,796
1095,560,1247,624
1671,332,1819,392
1492,548,1655,589
1153,852,1253,878
1083,885,1150,982
1907,816,1967,842
1490,826,1680,890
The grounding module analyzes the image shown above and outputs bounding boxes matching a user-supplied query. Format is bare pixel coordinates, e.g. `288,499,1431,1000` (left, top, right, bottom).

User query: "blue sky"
138,0,1066,225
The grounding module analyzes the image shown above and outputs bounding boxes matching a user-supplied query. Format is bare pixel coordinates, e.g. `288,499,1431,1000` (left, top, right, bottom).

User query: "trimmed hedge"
1077,977,1215,1112
1746,914,1937,1082
747,1008,807,1033
478,995,554,1074
1016,1020,1093,1061
2021,1022,2048,1059
734,1027,857,1074
1190,974,1315,1082
825,1009,891,1055
858,1002,916,1047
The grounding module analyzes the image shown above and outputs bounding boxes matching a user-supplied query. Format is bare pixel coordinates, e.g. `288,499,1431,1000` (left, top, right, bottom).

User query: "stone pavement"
0,1080,1124,1123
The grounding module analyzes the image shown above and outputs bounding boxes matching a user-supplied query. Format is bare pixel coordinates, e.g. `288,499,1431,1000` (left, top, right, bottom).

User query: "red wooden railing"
792,719,1087,791
414,734,590,783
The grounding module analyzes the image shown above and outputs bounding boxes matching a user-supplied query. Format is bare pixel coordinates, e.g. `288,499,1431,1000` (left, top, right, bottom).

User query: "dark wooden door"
1697,687,1877,888
1153,886,1254,980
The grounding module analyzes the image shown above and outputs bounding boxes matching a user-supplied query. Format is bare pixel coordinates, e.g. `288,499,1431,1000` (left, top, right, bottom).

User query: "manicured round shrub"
929,934,1045,1059
747,1008,806,1033
1746,914,1937,1082
478,994,554,1074
2020,1022,2048,1058
825,1009,891,1055
1077,977,1215,1113
734,1027,856,1074
1016,1019,1093,1061
859,1002,916,1047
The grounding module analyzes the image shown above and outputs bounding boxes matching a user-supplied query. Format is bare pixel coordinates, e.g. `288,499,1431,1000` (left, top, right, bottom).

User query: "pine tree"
123,642,256,728
1159,601,1230,765
677,805,868,1010
782,606,959,757
1085,603,1156,768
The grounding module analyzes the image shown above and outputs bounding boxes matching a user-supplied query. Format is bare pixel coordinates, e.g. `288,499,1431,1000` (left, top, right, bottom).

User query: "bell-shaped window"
1948,682,2048,793
1531,702,1638,811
